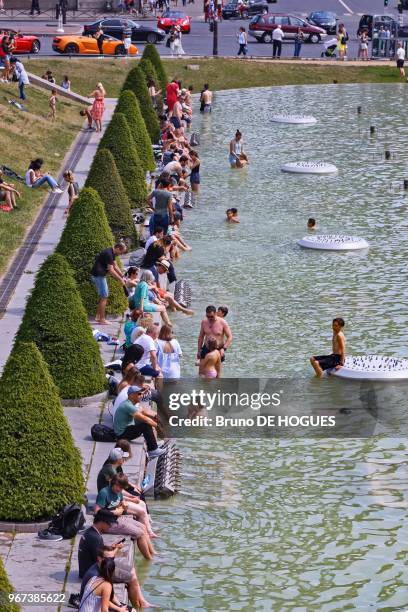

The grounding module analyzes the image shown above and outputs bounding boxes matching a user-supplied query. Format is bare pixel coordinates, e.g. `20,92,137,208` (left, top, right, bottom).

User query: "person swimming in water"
199,336,221,379
217,305,229,318
310,317,346,378
229,130,249,168
307,217,317,230
226,208,240,223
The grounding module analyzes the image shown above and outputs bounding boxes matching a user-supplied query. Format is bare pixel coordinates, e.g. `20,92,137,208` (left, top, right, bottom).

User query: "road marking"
338,0,353,15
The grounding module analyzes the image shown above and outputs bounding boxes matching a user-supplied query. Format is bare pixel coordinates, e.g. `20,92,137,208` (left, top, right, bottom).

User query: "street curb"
0,519,50,532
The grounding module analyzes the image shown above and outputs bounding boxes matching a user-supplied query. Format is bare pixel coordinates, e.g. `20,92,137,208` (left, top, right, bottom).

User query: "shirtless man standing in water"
197,305,233,365
310,317,346,377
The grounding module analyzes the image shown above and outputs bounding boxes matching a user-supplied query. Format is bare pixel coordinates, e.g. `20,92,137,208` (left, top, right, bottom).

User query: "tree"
56,188,128,316
142,43,168,92
85,148,138,243
15,253,106,399
115,91,155,173
0,558,20,612
0,342,84,521
121,65,160,143
98,113,147,207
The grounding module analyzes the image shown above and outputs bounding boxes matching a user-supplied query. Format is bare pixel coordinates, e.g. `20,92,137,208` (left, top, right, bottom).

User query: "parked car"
82,18,166,44
307,11,337,35
157,11,191,33
52,34,138,55
0,29,40,54
222,0,268,20
249,13,327,43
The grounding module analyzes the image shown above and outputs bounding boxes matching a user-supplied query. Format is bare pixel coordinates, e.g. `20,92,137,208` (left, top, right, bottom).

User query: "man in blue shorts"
91,242,127,324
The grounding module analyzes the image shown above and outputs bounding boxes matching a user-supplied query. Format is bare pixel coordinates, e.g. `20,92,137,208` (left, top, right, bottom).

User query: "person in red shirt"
165,78,179,113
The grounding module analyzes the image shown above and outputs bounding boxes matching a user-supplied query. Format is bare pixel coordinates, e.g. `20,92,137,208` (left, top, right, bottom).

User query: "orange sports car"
52,34,138,55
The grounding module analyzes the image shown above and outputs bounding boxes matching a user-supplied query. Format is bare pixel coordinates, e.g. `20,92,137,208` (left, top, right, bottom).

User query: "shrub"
121,65,160,143
0,342,84,521
86,148,138,243
15,253,106,399
0,558,20,612
57,188,128,316
98,113,147,207
142,43,168,91
115,91,155,173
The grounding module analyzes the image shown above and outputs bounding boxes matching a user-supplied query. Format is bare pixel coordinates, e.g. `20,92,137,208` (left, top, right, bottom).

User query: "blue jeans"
32,175,58,189
149,213,169,235
19,83,26,100
139,364,161,378
294,42,302,57
91,275,109,298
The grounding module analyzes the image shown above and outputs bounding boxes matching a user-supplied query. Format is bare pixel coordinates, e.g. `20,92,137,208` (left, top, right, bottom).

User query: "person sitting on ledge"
310,317,346,378
113,385,165,459
94,474,155,560
77,510,151,609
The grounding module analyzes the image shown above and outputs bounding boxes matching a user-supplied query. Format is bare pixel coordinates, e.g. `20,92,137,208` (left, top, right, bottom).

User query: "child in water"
307,217,316,230
310,318,346,377
226,208,240,223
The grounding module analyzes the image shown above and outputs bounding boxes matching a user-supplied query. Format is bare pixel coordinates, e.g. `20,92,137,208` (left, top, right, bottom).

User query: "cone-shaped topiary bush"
15,253,106,399
0,342,84,521
0,558,20,612
121,65,160,143
57,188,128,316
85,148,138,243
98,113,147,207
142,43,168,92
139,58,163,114
115,91,155,173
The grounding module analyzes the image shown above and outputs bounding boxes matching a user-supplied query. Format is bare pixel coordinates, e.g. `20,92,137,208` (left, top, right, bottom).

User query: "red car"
157,11,191,34
0,30,41,54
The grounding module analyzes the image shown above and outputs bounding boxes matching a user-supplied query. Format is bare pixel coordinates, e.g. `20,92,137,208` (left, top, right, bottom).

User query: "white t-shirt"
135,333,157,368
397,47,405,61
112,386,129,418
272,27,284,41
238,31,246,45
157,339,182,379
145,235,158,251
163,160,182,175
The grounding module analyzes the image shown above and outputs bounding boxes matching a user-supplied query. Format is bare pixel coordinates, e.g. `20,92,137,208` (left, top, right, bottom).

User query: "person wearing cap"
94,474,155,560
77,511,152,609
113,384,165,450
97,449,158,538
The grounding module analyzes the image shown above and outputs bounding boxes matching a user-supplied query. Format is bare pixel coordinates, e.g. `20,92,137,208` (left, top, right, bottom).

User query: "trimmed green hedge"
0,558,20,612
15,253,106,399
86,148,138,243
142,43,168,91
57,188,128,316
98,113,147,207
115,91,155,173
121,65,160,143
0,342,84,521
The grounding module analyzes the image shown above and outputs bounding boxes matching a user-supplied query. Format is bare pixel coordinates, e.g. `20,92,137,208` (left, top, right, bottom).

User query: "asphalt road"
7,0,406,58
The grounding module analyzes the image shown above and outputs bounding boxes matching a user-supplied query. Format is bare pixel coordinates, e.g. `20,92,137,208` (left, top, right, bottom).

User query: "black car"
83,18,166,44
307,11,337,35
222,0,268,19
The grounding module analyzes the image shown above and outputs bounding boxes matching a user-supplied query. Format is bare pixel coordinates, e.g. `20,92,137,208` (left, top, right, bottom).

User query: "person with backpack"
79,558,127,612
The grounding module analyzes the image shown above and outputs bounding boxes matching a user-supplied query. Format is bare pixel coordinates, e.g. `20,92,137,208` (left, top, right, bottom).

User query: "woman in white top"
79,558,127,612
25,158,63,193
173,26,184,56
156,324,182,379
237,26,247,57
229,129,249,168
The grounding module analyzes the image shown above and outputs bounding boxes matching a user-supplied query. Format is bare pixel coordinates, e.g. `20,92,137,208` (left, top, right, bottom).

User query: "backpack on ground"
91,423,116,442
46,503,85,539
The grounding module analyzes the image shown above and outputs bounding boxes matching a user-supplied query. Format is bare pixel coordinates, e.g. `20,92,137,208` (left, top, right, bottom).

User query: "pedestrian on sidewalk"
30,0,40,15
89,82,106,132
396,42,406,78
272,24,284,58
10,57,29,100
94,25,105,55
237,26,247,57
337,23,348,60
90,242,127,325
293,27,304,58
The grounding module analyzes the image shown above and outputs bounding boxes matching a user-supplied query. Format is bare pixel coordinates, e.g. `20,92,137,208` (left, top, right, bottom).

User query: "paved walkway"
0,98,116,374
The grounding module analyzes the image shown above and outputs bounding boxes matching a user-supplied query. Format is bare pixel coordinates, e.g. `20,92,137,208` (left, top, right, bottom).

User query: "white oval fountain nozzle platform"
297,235,369,251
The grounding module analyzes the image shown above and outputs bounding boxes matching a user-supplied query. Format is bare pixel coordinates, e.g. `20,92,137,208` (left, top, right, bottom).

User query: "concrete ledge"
27,72,90,104
61,390,108,407
0,518,50,533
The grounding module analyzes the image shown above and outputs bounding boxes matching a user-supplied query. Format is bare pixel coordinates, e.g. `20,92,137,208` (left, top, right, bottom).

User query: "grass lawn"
0,80,82,276
23,58,404,98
